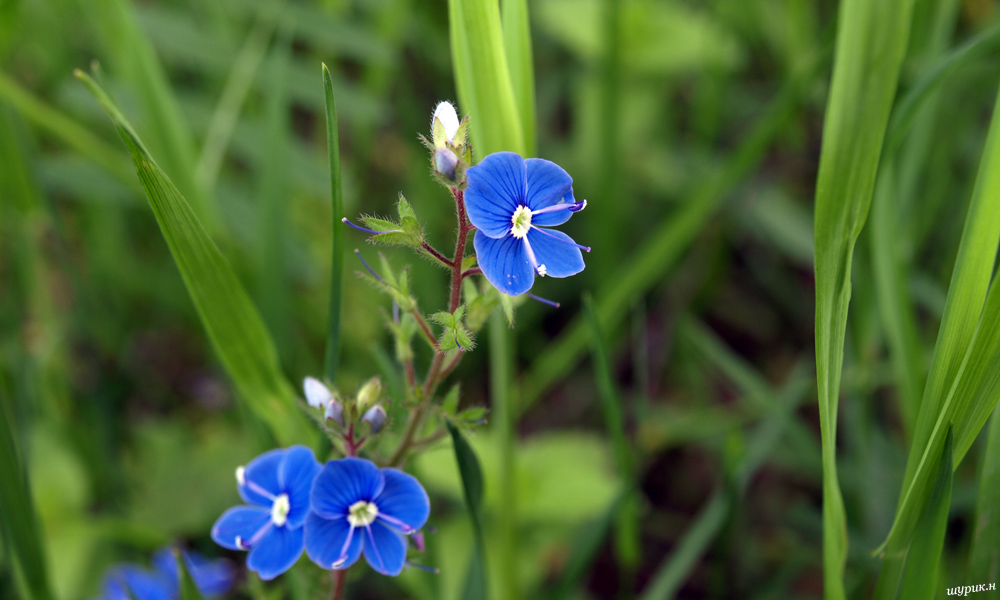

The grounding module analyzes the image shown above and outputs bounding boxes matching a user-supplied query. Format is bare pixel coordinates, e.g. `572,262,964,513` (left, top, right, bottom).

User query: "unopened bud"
434,147,459,181
324,400,345,427
361,405,387,434
355,377,382,412
431,101,459,146
304,376,332,409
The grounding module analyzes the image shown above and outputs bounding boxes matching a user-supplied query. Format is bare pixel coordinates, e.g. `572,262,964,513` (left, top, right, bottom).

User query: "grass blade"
447,421,488,600
501,0,536,156
881,84,1000,559
0,396,53,600
76,71,312,446
582,293,639,571
488,313,518,599
322,63,345,384
449,0,524,155
811,0,915,596
886,429,953,600
968,411,1000,583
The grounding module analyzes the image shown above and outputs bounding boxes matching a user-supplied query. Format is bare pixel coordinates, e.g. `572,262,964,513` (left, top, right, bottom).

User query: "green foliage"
76,71,312,447
322,62,345,385
446,421,488,600
361,195,425,249
811,0,915,597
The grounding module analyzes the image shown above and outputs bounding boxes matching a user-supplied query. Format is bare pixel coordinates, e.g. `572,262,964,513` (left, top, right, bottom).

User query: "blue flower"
304,458,430,576
211,446,321,580
465,151,589,296
92,548,233,600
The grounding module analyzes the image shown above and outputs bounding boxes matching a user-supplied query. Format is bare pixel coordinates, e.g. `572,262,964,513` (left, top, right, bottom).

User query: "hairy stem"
422,241,454,267
331,570,346,600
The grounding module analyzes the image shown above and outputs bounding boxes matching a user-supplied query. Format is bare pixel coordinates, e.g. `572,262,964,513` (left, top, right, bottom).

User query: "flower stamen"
376,512,415,534
530,199,587,215
510,205,532,238
347,500,379,527
332,526,356,569
530,226,592,252
271,494,290,527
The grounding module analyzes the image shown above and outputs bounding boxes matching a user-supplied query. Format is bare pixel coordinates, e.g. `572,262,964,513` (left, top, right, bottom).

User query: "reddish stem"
331,570,346,600
422,242,454,267
461,267,482,279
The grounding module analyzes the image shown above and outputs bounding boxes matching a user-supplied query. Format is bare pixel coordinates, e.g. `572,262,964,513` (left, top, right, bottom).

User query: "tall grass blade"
488,313,518,599
881,85,1000,558
582,293,639,570
76,71,312,446
811,0,915,595
968,412,1000,583
322,63,345,384
501,0,535,156
446,420,489,600
881,429,953,600
0,396,53,600
448,0,524,155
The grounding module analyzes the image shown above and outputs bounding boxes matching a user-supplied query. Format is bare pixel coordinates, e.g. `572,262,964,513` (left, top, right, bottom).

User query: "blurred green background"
2,0,1000,598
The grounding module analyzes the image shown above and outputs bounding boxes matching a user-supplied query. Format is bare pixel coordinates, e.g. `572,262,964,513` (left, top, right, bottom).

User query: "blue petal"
247,525,304,581
279,445,321,529
239,448,284,507
525,158,576,227
96,570,131,600
304,512,363,570
184,552,236,598
119,566,172,600
311,458,384,519
361,521,407,576
211,505,271,551
473,230,534,296
375,469,430,532
526,227,585,278
150,549,180,599
465,151,525,238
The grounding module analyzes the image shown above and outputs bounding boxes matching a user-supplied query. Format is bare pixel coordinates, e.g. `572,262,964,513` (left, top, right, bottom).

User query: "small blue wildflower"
211,446,321,580
304,458,430,576
92,548,233,600
465,151,589,296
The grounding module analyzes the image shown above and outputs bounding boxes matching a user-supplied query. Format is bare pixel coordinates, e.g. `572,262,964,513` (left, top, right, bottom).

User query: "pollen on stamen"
537,264,547,277
236,466,246,486
235,536,246,550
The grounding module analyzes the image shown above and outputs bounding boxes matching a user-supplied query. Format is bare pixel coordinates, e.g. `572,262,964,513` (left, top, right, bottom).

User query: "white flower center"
511,206,532,239
347,500,379,527
271,494,290,527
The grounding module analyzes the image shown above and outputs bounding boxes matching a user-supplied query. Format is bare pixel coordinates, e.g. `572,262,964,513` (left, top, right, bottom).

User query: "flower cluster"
211,446,429,580
93,547,233,600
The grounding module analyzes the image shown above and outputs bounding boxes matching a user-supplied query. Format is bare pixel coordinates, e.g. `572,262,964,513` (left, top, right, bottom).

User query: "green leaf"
0,398,54,600
76,71,312,446
322,63,345,384
175,549,208,600
968,411,1000,583
449,0,524,156
811,0,915,595
880,85,1000,560
447,421,489,600
883,429,953,600
501,0,536,156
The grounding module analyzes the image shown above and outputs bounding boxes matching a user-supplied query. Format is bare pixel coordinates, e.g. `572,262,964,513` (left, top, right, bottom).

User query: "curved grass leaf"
0,398,53,600
76,71,312,447
447,420,488,600
501,0,536,156
880,84,1000,559
811,0,915,596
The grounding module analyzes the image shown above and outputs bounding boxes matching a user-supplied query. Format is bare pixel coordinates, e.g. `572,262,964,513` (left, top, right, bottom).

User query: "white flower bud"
304,376,332,409
432,101,460,144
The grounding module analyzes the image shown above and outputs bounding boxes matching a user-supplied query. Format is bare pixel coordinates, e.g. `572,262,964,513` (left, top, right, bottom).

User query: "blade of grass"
546,490,627,600
500,0,535,156
447,421,489,600
0,394,53,600
519,54,818,415
811,0,915,596
322,63,345,384
76,71,312,446
967,411,1000,583
886,428,953,600
880,84,1000,558
582,293,639,573
449,0,524,155
195,12,277,192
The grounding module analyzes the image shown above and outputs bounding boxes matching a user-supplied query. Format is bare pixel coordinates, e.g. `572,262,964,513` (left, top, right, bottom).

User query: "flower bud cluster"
303,376,388,438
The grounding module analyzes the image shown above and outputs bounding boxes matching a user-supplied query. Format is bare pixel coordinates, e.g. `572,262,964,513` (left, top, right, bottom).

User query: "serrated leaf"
431,311,457,328
76,71,311,446
457,406,488,424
